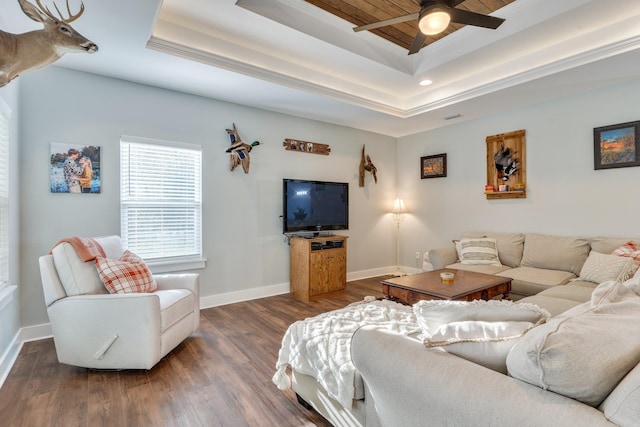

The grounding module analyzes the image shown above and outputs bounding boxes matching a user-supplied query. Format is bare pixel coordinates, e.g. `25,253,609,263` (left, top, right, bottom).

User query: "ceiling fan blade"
408,30,427,55
449,8,505,29
354,13,419,32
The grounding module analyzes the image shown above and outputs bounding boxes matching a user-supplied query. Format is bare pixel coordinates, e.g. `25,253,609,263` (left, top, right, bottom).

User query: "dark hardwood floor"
0,276,386,427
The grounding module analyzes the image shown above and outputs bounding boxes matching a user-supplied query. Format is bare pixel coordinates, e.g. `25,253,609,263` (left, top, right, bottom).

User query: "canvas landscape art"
594,121,640,170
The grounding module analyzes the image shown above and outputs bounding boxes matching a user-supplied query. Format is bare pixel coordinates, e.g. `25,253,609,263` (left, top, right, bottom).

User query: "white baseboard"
0,266,417,388
199,282,290,309
0,331,20,389
20,323,53,343
0,323,52,389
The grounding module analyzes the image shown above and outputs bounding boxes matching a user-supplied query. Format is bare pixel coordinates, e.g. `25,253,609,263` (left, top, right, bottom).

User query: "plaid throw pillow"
612,241,640,268
95,250,157,294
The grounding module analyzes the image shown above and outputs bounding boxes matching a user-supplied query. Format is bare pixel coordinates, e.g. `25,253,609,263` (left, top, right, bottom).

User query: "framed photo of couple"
50,142,101,193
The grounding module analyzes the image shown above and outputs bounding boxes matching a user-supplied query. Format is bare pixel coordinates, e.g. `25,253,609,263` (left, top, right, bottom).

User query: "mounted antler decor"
0,0,98,87
225,123,262,174
359,144,377,187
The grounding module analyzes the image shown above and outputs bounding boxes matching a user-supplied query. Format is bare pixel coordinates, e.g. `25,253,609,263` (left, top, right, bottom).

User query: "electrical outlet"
415,251,421,259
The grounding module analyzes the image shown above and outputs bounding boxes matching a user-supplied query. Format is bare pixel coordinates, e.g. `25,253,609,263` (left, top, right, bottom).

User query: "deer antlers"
35,0,84,23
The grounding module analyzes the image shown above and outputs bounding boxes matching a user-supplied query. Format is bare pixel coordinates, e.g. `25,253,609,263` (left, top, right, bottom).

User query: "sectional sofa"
287,232,640,426
426,232,639,312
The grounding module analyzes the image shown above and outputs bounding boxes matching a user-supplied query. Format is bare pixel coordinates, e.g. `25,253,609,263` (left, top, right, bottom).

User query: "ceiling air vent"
443,113,461,120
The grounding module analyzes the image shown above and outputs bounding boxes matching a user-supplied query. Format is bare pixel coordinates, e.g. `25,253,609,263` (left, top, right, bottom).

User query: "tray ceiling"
3,0,640,137
305,0,515,51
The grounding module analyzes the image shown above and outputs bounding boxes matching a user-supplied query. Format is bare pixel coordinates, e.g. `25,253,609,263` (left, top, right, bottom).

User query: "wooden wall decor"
283,138,330,155
485,129,526,200
225,123,262,174
359,144,377,187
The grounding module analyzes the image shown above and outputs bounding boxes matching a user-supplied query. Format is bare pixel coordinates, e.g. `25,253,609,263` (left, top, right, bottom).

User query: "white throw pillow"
578,251,637,284
413,299,550,335
506,281,640,407
424,320,537,374
459,237,502,266
52,242,107,296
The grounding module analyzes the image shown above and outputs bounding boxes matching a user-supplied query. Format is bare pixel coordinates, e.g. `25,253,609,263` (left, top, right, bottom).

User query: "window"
120,136,203,270
0,109,8,288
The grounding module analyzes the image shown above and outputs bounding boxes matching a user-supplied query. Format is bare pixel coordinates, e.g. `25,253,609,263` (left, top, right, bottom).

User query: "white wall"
18,66,397,327
397,79,640,265
0,78,21,376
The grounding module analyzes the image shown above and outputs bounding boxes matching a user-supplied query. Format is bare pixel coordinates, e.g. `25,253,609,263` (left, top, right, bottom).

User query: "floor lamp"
391,198,407,277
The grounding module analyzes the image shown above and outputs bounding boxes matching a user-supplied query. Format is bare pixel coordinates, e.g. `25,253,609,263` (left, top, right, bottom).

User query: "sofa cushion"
444,262,511,275
498,266,575,296
577,251,637,284
590,237,640,255
459,238,502,266
600,362,640,426
96,250,157,294
521,234,590,276
51,242,107,297
534,282,596,303
464,232,525,268
156,289,195,332
516,294,582,317
507,281,640,407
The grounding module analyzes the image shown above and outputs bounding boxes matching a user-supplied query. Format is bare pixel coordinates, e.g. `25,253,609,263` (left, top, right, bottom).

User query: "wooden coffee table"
381,269,511,305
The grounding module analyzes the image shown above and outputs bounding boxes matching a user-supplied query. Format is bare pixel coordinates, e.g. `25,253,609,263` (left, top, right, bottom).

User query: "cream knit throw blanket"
273,298,420,408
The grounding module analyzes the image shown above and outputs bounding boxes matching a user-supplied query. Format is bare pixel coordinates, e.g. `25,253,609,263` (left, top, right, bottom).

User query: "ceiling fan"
353,0,505,55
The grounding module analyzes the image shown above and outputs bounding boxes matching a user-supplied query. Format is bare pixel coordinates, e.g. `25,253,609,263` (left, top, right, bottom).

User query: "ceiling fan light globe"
419,10,451,35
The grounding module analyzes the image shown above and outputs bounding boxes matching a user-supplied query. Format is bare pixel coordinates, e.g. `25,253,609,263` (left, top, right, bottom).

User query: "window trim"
120,135,206,273
0,98,10,290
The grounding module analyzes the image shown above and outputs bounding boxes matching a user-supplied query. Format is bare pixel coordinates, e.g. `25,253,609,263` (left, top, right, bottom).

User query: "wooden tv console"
289,235,348,301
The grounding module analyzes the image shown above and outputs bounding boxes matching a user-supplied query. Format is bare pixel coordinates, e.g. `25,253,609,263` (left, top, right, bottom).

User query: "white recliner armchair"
39,235,200,370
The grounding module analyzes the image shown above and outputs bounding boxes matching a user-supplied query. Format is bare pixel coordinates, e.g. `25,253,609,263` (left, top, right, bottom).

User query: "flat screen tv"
283,179,349,234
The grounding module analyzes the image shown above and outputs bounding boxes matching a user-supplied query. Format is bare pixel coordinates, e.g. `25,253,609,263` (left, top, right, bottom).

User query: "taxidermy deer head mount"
0,0,98,87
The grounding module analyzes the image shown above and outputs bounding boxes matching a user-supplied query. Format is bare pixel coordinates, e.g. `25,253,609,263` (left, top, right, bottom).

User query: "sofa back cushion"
464,232,525,268
506,281,640,407
51,235,125,297
520,234,590,275
52,242,107,297
590,237,640,255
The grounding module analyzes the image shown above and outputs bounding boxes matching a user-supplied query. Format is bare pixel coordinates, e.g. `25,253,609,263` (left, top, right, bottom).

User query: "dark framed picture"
421,153,447,179
594,121,640,170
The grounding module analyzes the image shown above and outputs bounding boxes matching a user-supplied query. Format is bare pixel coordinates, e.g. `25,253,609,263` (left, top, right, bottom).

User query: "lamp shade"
391,198,407,214
418,6,451,35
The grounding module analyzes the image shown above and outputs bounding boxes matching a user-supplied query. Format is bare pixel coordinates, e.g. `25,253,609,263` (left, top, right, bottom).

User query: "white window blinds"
0,110,9,287
120,137,202,262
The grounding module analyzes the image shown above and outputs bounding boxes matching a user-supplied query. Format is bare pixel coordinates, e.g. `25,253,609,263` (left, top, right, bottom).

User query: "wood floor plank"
0,276,386,426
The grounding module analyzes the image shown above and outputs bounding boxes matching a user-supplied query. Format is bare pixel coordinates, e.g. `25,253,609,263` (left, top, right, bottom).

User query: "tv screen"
283,179,349,234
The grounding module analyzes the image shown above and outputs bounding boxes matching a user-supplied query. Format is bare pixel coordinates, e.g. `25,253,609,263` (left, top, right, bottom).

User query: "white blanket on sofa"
272,298,420,408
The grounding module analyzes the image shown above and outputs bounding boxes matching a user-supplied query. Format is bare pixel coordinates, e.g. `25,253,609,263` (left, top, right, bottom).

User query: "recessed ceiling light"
419,79,433,86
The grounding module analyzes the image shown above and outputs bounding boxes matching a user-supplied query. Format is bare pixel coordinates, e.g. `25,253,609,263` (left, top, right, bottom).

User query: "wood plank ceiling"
305,0,515,51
